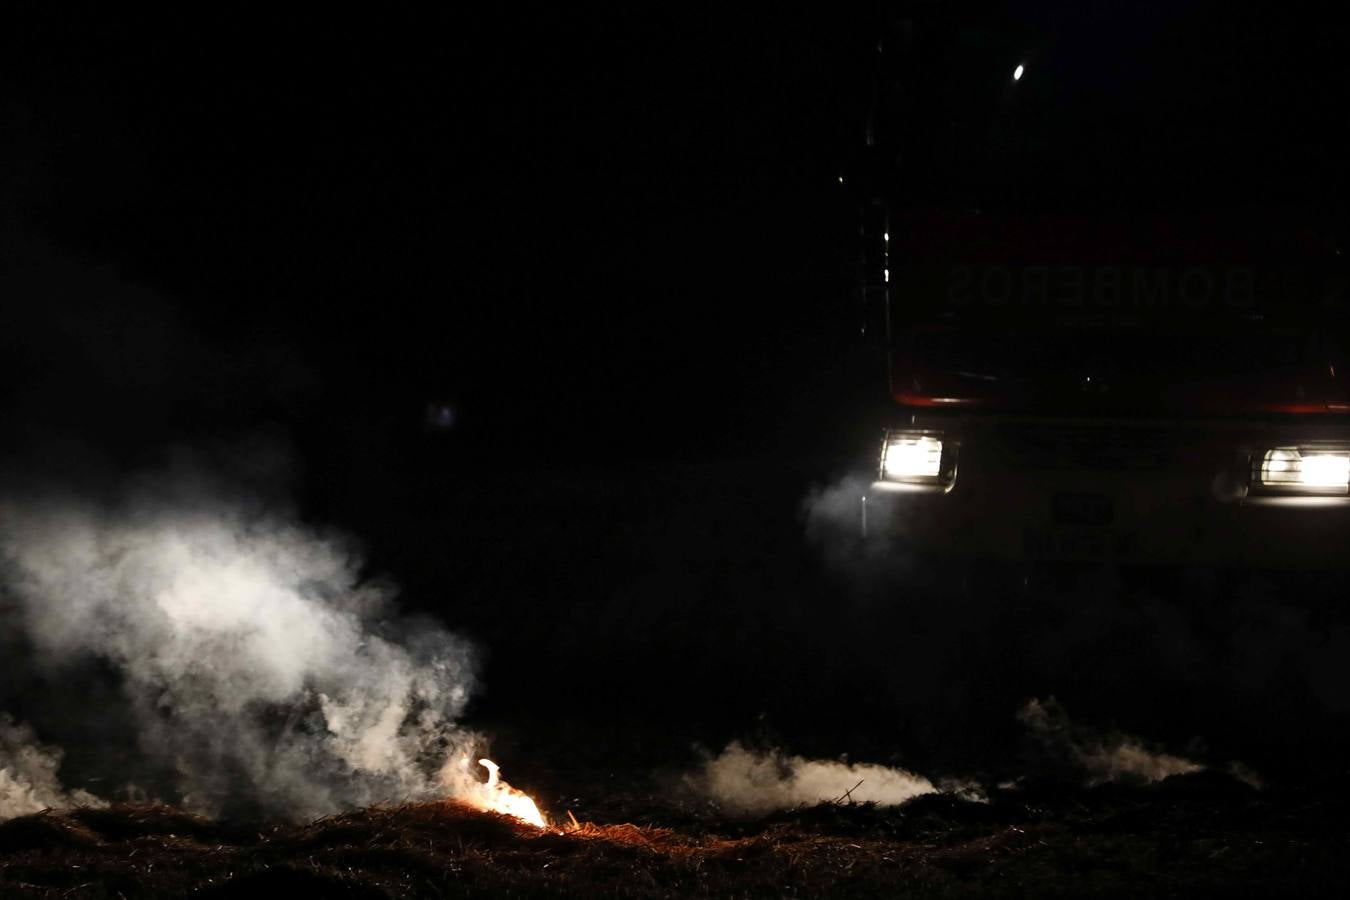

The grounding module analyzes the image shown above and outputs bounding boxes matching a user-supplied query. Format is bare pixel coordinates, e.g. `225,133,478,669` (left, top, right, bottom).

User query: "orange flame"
470,758,547,828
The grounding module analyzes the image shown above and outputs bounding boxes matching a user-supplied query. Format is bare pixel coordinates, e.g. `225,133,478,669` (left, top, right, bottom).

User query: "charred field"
4,770,1350,898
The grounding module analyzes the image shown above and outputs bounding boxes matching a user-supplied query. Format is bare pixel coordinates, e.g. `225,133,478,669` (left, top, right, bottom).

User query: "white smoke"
800,472,932,587
0,713,105,819
1019,697,1204,785
0,452,480,821
802,474,890,560
689,742,935,816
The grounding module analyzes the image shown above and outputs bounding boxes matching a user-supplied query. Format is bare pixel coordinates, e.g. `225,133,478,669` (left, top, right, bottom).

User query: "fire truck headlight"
1255,447,1350,494
882,435,942,480
878,431,956,491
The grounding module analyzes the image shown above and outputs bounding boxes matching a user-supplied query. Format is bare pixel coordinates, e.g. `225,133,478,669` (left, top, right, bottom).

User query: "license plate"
1023,526,1134,560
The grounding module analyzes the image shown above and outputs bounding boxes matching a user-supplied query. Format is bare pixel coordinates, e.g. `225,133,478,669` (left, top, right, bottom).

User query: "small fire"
470,758,548,828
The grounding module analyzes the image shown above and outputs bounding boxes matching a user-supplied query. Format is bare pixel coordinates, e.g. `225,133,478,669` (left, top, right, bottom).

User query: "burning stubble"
0,454,487,821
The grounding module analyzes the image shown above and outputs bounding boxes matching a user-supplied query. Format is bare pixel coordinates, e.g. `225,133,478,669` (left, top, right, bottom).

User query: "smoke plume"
689,742,935,816
1019,697,1204,785
0,451,481,821
801,473,904,571
690,693,1228,817
0,714,106,820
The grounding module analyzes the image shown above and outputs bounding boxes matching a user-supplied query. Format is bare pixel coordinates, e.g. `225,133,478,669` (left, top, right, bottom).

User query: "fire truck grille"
997,423,1176,470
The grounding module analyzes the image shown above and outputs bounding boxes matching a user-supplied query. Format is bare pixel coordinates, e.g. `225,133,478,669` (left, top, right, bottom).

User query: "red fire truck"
860,211,1350,568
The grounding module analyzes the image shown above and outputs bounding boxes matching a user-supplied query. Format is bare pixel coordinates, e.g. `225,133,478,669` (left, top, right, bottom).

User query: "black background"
6,5,1349,469
5,4,1350,768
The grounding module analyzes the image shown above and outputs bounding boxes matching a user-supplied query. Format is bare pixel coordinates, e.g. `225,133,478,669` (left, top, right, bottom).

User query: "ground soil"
4,763,1349,898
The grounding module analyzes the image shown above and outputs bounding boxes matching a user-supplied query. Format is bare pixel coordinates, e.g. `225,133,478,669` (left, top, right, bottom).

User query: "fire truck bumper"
866,416,1350,571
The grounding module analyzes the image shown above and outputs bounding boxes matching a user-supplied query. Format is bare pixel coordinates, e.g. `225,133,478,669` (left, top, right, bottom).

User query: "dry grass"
2,774,1349,898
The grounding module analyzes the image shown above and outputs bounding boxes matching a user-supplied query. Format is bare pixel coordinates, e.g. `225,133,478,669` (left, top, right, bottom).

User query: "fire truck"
859,214,1350,569
852,16,1350,570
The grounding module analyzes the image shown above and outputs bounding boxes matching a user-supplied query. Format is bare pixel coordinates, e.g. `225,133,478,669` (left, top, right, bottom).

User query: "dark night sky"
3,5,1349,477
2,8,870,465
